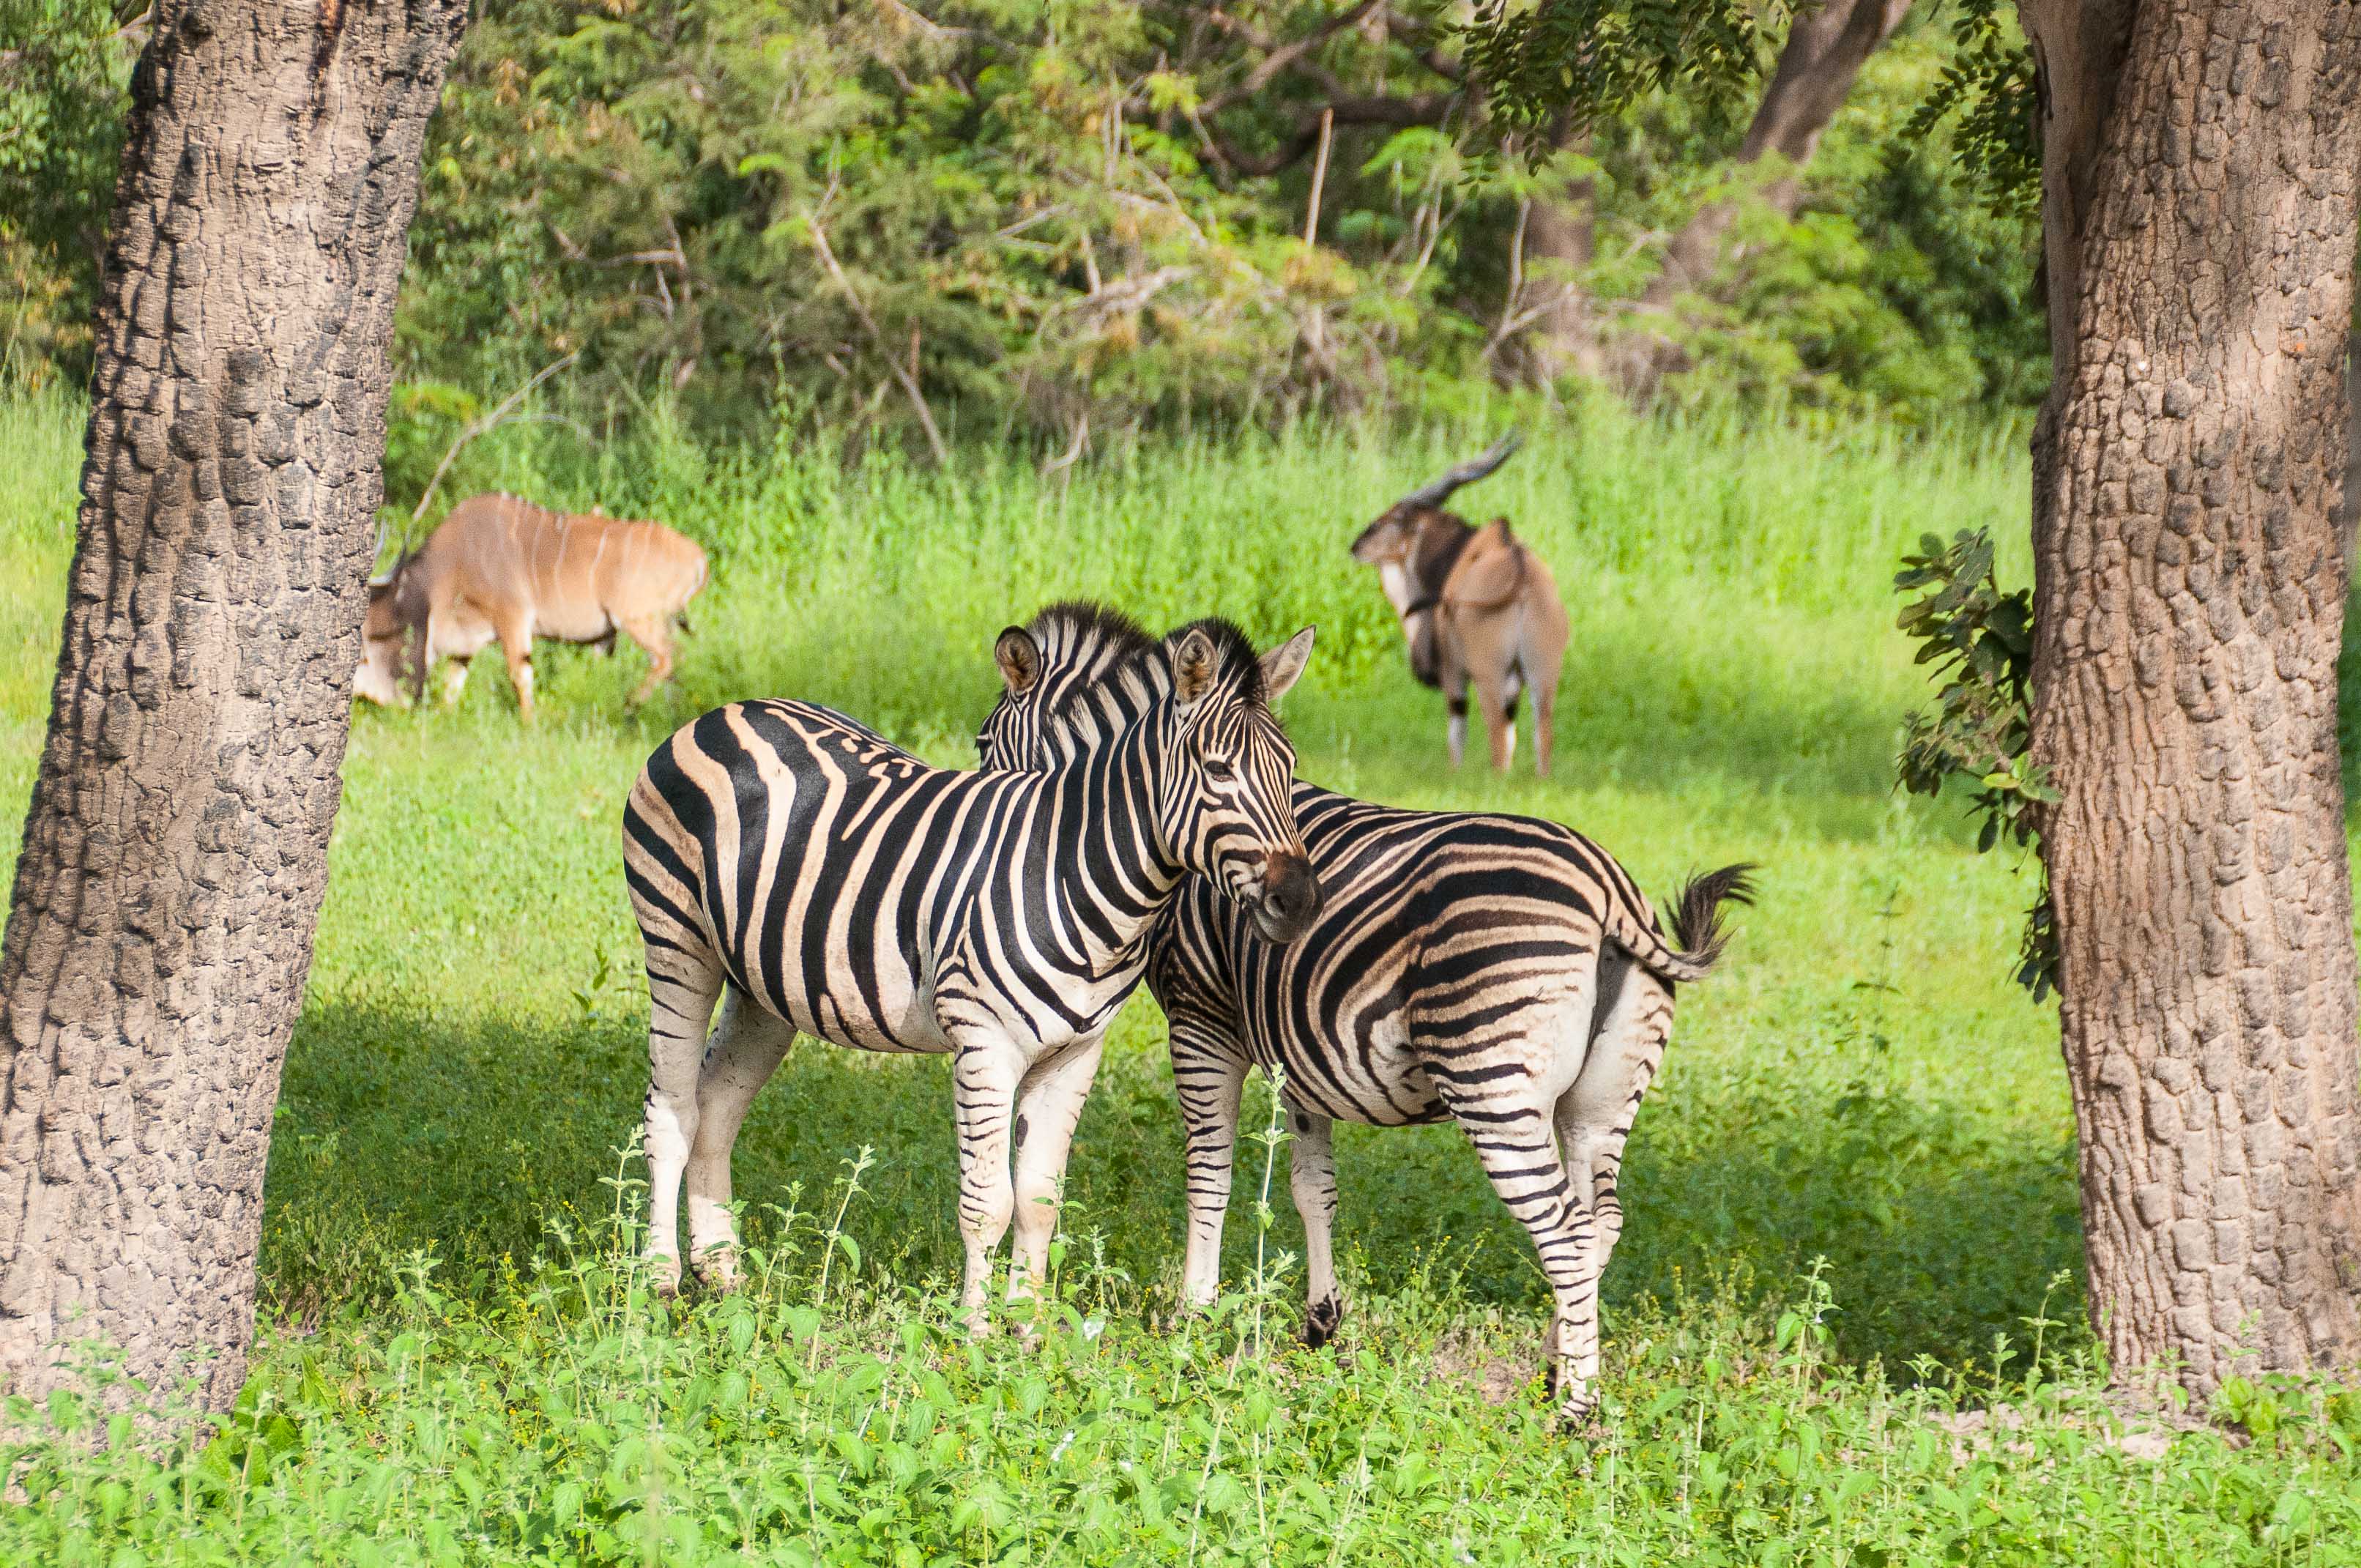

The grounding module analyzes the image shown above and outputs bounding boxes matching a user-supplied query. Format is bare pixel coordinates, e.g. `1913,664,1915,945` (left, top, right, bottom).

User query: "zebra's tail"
1607,863,1758,985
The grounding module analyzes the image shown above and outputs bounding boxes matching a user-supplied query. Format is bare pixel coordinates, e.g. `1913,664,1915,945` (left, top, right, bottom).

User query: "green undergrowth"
4,386,2359,1560
9,1170,2360,1567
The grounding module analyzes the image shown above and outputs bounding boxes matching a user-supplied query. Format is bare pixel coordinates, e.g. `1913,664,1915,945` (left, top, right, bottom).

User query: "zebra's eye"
1205,757,1235,781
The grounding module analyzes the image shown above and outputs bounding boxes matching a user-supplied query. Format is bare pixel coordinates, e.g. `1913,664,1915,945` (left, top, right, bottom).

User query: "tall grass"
7,387,2353,1564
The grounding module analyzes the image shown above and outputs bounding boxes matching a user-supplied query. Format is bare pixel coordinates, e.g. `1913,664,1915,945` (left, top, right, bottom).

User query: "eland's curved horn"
367,521,404,587
1396,431,1523,510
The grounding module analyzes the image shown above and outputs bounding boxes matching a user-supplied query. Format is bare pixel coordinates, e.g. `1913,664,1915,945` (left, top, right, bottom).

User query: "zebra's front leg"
685,989,797,1291
1005,1030,1109,1312
1172,1039,1246,1313
949,1031,1028,1334
1457,1101,1602,1427
642,956,725,1297
1286,1101,1343,1347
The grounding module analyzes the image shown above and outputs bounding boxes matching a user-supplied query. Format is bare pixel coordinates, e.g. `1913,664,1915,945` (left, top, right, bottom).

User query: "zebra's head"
980,604,1322,944
975,601,1154,771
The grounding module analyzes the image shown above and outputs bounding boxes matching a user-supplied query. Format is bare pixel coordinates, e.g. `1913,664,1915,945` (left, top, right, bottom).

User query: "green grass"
4,384,2357,1564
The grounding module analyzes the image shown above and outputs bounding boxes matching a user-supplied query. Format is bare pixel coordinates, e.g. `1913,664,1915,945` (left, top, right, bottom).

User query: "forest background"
4,0,2048,482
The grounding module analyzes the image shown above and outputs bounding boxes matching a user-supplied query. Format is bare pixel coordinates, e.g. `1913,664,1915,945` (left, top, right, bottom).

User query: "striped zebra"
622,617,1321,1320
978,603,1753,1423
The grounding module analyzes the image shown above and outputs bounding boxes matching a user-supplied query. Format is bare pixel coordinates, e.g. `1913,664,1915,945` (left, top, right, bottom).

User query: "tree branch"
806,211,950,467
409,352,580,528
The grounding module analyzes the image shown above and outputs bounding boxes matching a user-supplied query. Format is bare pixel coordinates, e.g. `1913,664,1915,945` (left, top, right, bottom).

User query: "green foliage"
1580,10,2047,422
2,0,2051,440
1898,0,2040,220
1464,0,1781,137
1895,527,2056,1000
0,0,137,382
11,1196,2361,1565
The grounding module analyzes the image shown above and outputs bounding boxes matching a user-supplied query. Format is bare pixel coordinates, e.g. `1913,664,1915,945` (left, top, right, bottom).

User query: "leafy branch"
1894,0,2040,218
1895,528,2056,1000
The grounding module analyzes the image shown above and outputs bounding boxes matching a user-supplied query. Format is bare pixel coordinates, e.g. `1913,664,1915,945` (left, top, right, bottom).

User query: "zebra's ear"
1259,626,1315,702
1172,626,1219,708
994,626,1042,696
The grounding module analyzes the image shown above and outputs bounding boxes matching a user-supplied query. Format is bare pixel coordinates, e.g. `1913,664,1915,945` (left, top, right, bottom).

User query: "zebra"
976,602,1753,1423
622,616,1322,1323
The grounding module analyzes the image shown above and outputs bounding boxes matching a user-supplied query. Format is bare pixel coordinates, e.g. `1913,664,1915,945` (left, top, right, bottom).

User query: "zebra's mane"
1025,601,1153,677
1028,604,1269,723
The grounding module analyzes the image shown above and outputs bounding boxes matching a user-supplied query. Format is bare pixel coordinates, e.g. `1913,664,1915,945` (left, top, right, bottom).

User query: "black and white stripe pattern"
978,603,1753,1422
624,617,1319,1319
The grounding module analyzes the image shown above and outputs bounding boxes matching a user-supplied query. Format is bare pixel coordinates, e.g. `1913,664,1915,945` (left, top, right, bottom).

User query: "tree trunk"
1651,0,1913,298
2021,0,2361,1395
1521,130,1605,384
1610,0,1912,395
0,0,465,1418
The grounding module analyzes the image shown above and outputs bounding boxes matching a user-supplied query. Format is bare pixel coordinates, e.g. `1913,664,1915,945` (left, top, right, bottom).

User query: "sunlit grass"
8,390,2353,1564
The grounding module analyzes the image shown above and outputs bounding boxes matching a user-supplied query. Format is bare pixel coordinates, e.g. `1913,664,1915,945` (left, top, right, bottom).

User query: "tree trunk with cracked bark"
2020,0,2361,1394
0,0,465,1416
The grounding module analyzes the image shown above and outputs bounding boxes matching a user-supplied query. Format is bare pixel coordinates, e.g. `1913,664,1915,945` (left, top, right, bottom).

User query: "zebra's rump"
624,699,994,1054
1150,784,1651,1126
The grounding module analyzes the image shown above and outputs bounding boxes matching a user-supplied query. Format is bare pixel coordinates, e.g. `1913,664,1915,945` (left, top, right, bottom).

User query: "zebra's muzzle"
1252,852,1322,943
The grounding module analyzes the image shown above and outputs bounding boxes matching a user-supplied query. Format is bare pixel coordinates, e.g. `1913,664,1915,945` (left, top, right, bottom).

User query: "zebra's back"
1149,783,1664,1126
624,699,999,1054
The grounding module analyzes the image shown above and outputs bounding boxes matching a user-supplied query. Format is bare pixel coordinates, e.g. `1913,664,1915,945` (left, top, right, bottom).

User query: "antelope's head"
354,528,425,707
1350,431,1523,576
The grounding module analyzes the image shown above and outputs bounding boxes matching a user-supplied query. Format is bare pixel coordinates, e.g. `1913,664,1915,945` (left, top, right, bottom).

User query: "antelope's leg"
1286,1101,1343,1346
1172,1033,1248,1312
686,989,797,1289
642,951,726,1296
438,657,472,707
1530,661,1558,779
619,615,677,707
1005,1029,1109,1306
1476,677,1514,773
496,608,538,721
948,1030,1028,1330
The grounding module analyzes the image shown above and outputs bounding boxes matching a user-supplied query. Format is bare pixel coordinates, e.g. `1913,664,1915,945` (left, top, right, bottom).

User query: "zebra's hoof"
1553,1394,1602,1436
1301,1296,1343,1350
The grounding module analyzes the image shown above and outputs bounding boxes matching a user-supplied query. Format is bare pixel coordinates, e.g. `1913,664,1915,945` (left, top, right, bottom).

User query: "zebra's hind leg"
685,989,797,1290
1285,1100,1343,1347
1554,955,1674,1302
1171,1033,1247,1313
1454,1096,1601,1428
1006,1029,1111,1315
949,1030,1029,1334
642,951,726,1298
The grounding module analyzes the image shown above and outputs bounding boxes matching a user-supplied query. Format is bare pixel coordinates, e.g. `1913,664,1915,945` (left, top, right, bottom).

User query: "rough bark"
0,0,465,1416
2020,0,2361,1394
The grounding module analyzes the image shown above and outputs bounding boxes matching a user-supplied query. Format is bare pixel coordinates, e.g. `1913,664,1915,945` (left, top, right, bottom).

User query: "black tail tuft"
1663,863,1758,976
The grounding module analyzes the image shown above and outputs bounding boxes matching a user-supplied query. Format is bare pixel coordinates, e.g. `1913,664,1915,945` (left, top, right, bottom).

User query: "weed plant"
4,386,2357,1561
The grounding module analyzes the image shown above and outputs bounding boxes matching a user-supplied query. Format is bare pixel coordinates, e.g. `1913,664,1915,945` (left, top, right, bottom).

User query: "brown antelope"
356,493,708,721
1350,434,1569,775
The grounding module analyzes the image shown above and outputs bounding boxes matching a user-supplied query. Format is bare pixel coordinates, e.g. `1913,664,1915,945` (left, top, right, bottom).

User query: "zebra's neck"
1029,660,1191,901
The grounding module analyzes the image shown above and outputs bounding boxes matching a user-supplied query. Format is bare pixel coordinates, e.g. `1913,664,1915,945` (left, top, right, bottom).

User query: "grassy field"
2,386,2356,1564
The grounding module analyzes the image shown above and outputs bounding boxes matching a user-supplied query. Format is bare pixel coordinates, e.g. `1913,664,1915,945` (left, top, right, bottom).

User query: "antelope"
1350,434,1569,775
356,493,708,721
